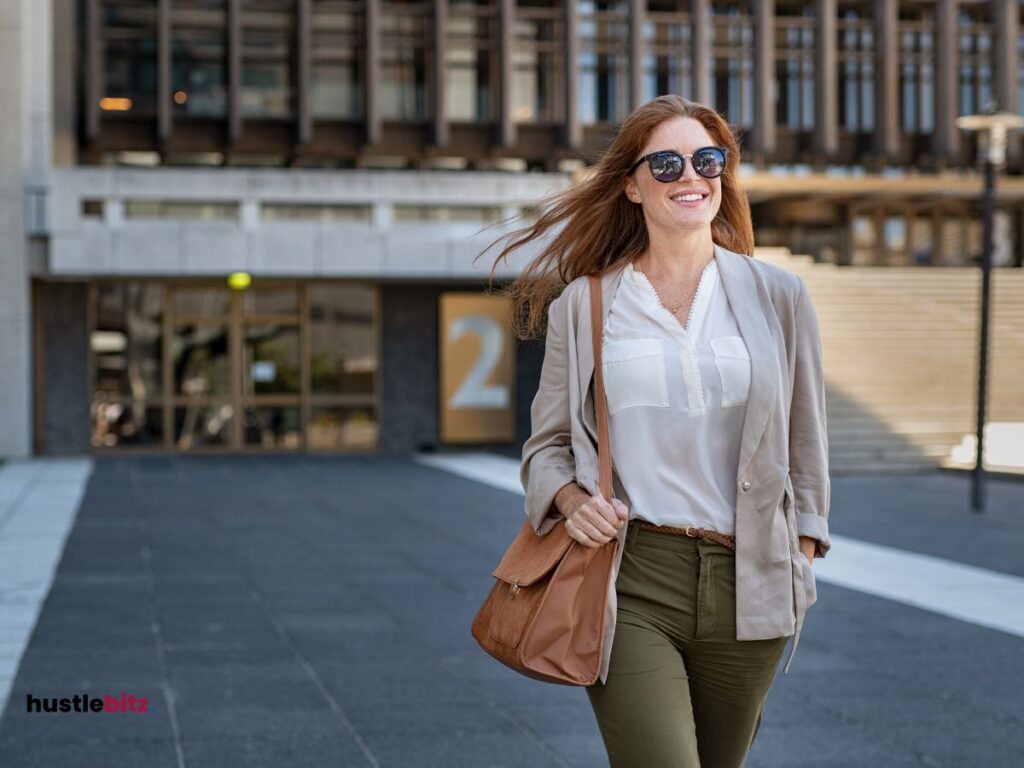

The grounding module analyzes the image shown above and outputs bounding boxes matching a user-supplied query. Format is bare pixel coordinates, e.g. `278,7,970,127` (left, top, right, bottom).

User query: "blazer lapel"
572,244,777,482
714,243,777,481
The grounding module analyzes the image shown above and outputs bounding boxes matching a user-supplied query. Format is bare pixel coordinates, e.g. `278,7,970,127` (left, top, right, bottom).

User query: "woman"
486,95,831,767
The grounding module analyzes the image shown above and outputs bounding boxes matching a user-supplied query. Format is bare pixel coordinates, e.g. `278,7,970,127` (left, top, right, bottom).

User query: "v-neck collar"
625,256,718,338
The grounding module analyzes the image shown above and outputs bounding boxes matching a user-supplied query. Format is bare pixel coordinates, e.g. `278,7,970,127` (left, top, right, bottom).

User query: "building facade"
2,0,1024,459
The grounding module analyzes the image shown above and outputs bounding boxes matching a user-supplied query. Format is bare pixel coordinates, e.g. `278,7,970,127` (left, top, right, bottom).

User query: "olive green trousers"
585,520,791,768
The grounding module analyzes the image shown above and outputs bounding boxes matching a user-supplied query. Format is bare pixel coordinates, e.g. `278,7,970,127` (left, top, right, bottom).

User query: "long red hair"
480,95,754,339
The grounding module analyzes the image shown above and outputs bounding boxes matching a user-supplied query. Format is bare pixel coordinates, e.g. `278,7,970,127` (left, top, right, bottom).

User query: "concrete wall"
46,167,566,279
36,281,90,455
0,0,33,457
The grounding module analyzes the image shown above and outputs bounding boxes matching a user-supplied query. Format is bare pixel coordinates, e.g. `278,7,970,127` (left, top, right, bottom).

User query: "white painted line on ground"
415,451,1024,639
414,452,526,496
0,459,93,714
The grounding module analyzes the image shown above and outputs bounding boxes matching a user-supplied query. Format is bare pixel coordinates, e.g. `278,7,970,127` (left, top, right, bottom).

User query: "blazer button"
740,481,751,492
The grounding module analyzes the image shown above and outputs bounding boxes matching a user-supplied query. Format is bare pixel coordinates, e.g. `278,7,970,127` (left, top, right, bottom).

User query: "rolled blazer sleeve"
520,292,577,537
790,277,832,558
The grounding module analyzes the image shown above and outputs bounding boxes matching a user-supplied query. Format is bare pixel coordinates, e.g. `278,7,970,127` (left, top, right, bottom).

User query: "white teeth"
672,193,705,202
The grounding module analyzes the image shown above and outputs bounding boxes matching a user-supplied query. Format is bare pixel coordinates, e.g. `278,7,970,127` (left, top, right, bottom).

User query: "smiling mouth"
670,192,709,204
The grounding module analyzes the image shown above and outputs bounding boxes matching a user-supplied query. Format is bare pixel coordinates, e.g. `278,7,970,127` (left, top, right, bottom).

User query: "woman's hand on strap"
561,489,629,548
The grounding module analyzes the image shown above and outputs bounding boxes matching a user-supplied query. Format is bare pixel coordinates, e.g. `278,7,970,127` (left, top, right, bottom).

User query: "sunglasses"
628,147,730,182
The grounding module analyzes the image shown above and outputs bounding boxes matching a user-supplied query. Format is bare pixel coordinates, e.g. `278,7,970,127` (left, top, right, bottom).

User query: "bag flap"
492,519,574,587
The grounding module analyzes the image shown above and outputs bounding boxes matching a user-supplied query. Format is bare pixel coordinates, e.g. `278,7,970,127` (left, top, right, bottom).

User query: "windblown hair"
479,94,754,339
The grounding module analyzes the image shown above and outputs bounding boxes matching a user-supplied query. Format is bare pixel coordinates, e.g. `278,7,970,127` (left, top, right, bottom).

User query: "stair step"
752,246,1024,474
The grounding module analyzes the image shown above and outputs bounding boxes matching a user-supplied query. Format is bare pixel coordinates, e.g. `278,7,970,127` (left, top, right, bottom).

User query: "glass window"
958,9,993,116
711,2,754,128
851,213,876,266
1018,32,1024,117
939,215,965,266
125,201,239,221
577,0,631,124
242,1,295,118
910,215,934,265
312,1,364,119
393,204,502,222
173,323,231,395
91,402,164,448
174,404,234,448
898,6,935,133
445,3,497,122
92,283,164,399
243,288,299,316
261,203,372,221
837,7,874,132
308,406,378,450
380,2,430,119
513,2,564,122
172,10,227,117
173,288,230,316
775,4,815,131
309,284,376,396
102,0,158,115
91,281,379,452
243,406,301,448
643,1,691,103
243,325,301,395
883,215,908,265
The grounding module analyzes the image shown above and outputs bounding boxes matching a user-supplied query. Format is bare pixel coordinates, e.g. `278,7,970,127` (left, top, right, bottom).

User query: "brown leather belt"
633,521,737,551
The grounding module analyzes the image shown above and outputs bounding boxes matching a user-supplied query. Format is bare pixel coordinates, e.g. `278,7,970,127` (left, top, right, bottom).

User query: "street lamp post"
954,107,1024,512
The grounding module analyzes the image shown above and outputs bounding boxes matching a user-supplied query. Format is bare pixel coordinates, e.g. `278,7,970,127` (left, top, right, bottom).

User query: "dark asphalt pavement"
0,455,1021,767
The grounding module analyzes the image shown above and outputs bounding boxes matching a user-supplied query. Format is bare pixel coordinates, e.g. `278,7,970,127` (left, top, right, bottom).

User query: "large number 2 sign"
439,293,516,444
447,315,510,409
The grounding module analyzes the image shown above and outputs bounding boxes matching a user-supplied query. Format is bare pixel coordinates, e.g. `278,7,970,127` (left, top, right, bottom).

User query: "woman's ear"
623,178,641,204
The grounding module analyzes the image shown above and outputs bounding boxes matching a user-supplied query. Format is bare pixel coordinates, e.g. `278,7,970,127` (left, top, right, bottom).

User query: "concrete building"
2,0,1024,459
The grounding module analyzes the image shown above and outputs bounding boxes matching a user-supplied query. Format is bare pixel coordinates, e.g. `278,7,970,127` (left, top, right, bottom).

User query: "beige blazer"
520,242,831,682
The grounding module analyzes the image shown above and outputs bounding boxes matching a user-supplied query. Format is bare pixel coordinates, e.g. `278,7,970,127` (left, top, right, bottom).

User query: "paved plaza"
0,454,1022,767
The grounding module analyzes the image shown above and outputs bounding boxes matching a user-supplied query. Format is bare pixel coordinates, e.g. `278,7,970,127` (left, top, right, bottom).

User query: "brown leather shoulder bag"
471,274,618,686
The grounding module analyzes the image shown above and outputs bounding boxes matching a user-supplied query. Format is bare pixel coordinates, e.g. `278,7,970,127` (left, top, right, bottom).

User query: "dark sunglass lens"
693,149,726,177
650,152,683,181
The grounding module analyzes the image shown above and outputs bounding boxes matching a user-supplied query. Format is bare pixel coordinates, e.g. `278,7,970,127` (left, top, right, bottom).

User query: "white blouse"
601,255,751,534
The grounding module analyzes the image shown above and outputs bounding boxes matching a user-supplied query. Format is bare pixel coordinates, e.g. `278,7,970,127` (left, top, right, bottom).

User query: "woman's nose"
681,158,702,181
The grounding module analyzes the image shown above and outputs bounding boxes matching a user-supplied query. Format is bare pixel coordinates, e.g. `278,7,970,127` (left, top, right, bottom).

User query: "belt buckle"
684,526,699,538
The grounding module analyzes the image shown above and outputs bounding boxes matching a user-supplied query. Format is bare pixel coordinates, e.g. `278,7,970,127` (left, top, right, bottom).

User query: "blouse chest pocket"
710,335,751,408
601,338,670,415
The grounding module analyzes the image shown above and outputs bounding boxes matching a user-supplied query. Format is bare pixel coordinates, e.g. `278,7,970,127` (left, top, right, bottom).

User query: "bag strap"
588,275,613,503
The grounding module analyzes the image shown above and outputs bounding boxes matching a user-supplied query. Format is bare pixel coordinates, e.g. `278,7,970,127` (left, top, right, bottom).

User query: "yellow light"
173,90,188,105
99,97,133,111
227,272,252,290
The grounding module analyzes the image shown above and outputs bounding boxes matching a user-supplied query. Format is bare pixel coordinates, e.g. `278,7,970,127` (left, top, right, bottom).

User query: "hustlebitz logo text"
26,692,151,714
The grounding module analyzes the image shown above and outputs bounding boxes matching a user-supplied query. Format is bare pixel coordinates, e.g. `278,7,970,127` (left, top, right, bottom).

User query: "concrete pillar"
692,0,711,104
434,0,450,147
0,0,42,457
873,0,900,160
752,0,775,159
814,0,838,158
499,0,515,147
157,0,171,143
228,0,242,143
565,0,581,150
298,0,313,145
935,0,961,164
630,0,645,110
993,0,1020,162
52,0,77,165
366,0,381,145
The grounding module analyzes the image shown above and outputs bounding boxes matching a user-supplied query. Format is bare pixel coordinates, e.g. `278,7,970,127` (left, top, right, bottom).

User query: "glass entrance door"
90,279,379,453
168,284,302,451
